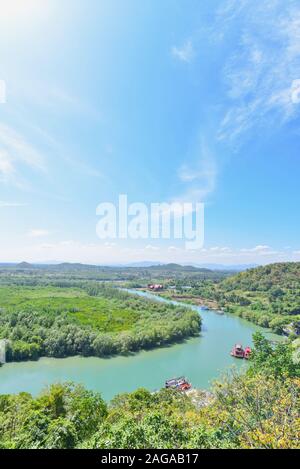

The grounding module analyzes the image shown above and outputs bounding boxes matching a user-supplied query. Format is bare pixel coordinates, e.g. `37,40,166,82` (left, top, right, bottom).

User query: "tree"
250,332,300,379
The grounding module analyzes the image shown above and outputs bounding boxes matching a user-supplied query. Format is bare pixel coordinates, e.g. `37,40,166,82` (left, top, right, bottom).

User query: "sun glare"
0,0,51,28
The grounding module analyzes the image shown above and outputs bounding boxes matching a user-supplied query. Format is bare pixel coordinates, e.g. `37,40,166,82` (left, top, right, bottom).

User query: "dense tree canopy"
0,284,201,362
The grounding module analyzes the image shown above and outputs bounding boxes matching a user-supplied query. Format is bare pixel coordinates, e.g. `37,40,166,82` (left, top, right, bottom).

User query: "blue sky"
0,0,300,265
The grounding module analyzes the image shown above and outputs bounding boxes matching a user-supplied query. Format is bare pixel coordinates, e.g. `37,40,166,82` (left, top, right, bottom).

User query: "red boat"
179,381,192,391
230,344,245,358
230,344,252,359
165,376,192,391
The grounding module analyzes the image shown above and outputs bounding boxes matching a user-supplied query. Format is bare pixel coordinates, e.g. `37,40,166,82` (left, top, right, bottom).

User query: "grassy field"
0,286,142,333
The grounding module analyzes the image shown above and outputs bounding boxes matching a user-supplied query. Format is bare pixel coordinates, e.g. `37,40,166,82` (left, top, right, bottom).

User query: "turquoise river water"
0,290,279,400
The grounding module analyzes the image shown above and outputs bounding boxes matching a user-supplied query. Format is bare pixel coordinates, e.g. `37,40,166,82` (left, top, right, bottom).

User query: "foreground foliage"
0,334,299,449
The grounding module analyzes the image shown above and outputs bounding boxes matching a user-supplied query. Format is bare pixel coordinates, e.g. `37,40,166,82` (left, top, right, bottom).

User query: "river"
0,290,279,400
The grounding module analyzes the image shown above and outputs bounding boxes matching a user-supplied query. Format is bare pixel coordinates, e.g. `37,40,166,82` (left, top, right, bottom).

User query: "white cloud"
145,244,160,251
175,139,217,203
178,163,215,184
39,243,55,249
210,246,231,252
0,238,298,266
0,0,52,28
0,78,103,186
168,246,180,252
240,245,271,253
0,150,15,180
104,242,117,248
217,0,300,141
0,123,46,186
0,201,26,207
0,123,44,170
27,229,50,238
172,40,195,63
252,245,271,252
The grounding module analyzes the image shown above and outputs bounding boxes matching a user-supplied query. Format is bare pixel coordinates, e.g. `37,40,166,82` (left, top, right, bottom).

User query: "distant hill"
0,260,258,272
125,261,164,268
0,261,216,273
221,262,300,291
56,262,92,270
195,263,258,271
16,262,34,269
0,260,230,283
125,262,257,271
146,263,207,272
216,262,300,333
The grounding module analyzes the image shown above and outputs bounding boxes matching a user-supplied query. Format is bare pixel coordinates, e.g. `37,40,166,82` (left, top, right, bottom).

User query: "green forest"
0,333,299,449
158,262,300,334
0,283,201,361
215,262,300,333
1,262,300,363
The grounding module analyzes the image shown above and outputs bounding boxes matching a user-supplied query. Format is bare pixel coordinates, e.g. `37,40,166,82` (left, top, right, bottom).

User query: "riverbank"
0,292,280,399
148,290,290,335
134,288,220,309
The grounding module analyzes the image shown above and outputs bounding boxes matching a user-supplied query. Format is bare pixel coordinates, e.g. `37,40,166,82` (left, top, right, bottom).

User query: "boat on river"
230,344,252,359
165,376,192,391
231,344,245,358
